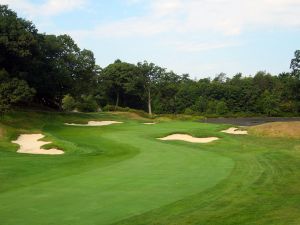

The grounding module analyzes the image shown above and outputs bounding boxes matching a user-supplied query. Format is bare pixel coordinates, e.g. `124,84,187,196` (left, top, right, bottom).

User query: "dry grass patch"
249,122,300,139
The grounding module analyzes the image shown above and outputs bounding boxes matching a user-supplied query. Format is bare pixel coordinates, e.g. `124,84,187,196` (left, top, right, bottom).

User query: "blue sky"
1,0,300,78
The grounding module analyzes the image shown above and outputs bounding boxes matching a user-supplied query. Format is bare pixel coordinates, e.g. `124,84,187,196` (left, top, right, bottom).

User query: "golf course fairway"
0,111,300,225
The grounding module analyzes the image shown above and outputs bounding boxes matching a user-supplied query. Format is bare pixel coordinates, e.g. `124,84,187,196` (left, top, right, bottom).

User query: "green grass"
0,111,300,225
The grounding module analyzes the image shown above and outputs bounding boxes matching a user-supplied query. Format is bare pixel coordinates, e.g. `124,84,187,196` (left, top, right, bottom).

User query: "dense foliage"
1,5,299,116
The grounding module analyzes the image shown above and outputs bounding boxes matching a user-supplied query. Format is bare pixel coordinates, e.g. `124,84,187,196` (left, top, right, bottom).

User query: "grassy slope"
0,111,232,225
0,111,299,225
249,122,300,139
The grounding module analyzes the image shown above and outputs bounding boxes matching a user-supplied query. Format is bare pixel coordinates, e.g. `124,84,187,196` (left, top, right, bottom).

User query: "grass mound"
249,122,300,139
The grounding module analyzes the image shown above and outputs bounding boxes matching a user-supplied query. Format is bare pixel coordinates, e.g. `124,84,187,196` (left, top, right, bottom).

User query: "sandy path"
158,134,219,143
12,134,64,155
65,121,123,126
222,127,248,135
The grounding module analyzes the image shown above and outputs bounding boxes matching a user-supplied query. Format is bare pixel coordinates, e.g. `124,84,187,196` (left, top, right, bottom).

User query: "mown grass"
0,111,299,225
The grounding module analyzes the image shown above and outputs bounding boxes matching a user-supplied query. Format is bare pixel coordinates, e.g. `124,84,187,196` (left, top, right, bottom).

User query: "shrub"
0,69,35,114
62,94,76,112
216,101,228,115
280,101,298,114
102,105,129,112
192,96,208,113
102,105,115,112
258,91,280,116
206,100,217,114
77,95,99,112
184,108,195,115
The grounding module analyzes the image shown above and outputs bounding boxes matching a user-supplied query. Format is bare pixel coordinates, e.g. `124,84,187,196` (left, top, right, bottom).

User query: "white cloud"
71,0,300,38
125,0,144,5
151,0,182,17
4,0,299,37
0,0,88,17
171,41,242,52
3,0,299,56
71,16,176,39
66,0,300,55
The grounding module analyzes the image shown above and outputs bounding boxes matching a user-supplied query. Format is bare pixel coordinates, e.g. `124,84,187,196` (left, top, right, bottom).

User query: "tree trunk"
115,92,119,110
148,88,152,116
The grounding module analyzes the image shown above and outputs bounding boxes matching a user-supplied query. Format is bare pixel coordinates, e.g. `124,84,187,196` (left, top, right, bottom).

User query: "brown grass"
249,122,300,139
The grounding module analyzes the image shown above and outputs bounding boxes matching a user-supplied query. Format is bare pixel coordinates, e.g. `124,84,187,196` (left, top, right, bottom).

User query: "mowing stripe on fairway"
0,120,234,225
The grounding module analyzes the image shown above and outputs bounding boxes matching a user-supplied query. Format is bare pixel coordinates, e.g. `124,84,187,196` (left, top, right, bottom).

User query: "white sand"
65,121,123,126
158,134,219,143
143,122,157,125
222,127,248,135
12,134,64,155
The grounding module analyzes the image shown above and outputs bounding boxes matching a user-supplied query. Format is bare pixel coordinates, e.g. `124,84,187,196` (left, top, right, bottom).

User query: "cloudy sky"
1,0,300,78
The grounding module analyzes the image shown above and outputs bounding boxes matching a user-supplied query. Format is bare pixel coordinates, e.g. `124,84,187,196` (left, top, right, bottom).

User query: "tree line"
1,5,300,116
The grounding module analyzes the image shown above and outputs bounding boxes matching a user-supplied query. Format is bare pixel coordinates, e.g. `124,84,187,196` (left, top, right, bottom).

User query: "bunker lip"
12,134,64,155
65,121,123,126
158,134,219,143
222,127,248,135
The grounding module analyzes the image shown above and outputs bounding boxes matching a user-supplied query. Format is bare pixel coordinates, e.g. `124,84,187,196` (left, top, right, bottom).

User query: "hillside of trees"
1,5,300,117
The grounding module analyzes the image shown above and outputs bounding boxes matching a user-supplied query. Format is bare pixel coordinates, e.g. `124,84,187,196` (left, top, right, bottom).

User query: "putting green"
0,115,233,225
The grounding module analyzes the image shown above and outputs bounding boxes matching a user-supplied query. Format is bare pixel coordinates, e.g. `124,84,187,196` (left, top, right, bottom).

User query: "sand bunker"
12,134,64,155
222,127,248,135
158,134,219,143
65,121,123,126
143,122,157,125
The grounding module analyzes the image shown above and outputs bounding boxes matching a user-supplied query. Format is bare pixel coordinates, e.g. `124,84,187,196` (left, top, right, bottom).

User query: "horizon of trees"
1,4,300,117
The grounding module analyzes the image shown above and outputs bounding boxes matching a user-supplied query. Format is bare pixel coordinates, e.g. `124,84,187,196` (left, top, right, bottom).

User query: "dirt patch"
158,134,219,143
12,134,64,155
65,121,123,126
222,127,248,135
249,122,300,139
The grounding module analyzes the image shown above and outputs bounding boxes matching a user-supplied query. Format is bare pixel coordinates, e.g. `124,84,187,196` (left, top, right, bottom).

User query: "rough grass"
155,114,205,122
110,111,151,121
249,122,300,139
0,126,3,139
0,111,300,225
